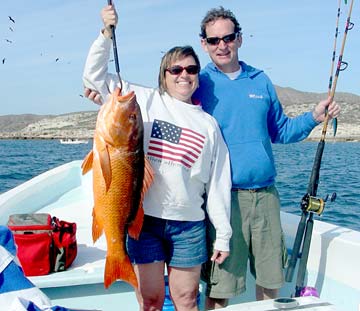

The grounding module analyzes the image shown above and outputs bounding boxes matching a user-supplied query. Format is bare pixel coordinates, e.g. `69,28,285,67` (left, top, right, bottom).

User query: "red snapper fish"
82,87,153,289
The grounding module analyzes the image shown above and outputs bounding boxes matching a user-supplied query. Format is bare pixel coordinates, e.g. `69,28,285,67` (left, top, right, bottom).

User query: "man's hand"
312,97,340,123
211,250,229,265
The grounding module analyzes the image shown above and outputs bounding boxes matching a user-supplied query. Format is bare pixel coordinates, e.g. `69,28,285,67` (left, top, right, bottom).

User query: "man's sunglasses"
166,65,200,75
205,32,238,46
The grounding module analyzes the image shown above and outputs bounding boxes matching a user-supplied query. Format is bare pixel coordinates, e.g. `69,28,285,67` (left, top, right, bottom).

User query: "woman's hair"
158,45,200,94
199,6,242,39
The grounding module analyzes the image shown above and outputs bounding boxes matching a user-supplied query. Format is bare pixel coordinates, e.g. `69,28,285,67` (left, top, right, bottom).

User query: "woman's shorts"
127,215,207,267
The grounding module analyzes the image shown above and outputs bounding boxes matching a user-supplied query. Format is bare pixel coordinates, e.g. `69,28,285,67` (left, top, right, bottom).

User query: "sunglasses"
166,65,200,75
205,32,238,46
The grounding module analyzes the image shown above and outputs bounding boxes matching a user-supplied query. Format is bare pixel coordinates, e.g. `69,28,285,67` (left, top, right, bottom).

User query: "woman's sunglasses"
205,32,238,46
166,65,200,75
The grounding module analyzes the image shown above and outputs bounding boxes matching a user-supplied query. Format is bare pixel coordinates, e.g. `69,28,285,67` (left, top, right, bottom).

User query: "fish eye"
129,114,136,121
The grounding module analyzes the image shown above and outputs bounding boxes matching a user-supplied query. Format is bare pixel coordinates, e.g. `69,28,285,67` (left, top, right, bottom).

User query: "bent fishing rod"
285,0,354,297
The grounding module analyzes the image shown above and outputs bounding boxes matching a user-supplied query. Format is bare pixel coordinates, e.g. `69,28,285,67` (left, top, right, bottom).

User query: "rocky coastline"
1,86,359,142
0,111,96,140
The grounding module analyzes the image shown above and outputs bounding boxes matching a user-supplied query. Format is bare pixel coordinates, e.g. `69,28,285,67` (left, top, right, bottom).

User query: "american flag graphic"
148,119,205,168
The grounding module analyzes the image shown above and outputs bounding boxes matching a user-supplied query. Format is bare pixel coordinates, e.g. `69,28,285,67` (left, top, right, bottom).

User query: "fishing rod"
285,0,355,297
107,0,123,91
327,0,342,136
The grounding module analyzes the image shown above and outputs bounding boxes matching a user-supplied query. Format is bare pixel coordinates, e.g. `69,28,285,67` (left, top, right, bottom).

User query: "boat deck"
0,161,359,310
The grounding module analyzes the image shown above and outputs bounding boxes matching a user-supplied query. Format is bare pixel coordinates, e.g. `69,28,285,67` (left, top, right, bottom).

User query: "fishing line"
107,0,123,91
285,0,355,297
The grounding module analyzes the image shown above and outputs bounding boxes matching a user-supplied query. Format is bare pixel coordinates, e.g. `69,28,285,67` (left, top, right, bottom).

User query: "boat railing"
0,161,85,224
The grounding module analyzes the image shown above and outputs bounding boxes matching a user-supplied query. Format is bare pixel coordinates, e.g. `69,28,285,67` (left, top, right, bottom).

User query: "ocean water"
0,139,92,193
0,139,359,231
274,141,360,232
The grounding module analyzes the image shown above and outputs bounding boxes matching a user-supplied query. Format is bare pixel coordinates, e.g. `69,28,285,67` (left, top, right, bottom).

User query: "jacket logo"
249,94,263,99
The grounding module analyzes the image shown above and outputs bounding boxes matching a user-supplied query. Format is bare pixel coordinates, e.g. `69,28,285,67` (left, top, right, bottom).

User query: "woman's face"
164,56,199,104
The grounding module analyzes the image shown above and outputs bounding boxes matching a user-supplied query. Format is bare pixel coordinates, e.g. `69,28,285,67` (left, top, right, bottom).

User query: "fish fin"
81,150,94,175
92,208,103,243
128,205,144,240
99,145,112,192
128,157,154,240
143,156,155,194
104,254,138,289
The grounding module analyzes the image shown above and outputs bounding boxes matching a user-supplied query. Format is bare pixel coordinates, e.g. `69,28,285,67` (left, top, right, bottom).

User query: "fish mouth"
115,89,135,103
112,92,138,121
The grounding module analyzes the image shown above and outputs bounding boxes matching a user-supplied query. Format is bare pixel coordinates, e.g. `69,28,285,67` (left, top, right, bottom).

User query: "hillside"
0,86,359,141
275,86,360,140
0,111,96,140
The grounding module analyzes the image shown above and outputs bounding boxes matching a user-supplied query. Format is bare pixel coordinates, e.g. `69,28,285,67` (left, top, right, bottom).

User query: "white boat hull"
0,161,359,310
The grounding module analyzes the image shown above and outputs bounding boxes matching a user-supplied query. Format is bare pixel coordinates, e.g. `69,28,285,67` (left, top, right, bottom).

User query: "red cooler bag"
7,213,53,276
52,216,77,272
7,213,77,276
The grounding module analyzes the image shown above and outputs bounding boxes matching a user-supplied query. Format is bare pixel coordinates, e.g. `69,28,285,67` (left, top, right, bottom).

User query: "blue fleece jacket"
194,61,318,189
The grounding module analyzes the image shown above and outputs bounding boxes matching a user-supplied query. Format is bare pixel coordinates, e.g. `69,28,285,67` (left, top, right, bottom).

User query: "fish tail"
104,254,138,289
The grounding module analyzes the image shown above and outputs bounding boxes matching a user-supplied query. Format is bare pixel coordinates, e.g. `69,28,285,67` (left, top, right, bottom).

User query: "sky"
0,0,359,115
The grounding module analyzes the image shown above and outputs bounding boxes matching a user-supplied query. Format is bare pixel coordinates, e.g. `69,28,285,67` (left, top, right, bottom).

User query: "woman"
83,5,232,311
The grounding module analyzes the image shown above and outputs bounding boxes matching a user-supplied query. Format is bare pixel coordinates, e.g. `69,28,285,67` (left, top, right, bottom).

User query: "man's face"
201,18,242,73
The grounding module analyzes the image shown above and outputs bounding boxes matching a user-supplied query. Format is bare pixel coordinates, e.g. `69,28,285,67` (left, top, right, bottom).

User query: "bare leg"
133,261,165,311
204,297,229,310
256,284,278,300
168,265,201,311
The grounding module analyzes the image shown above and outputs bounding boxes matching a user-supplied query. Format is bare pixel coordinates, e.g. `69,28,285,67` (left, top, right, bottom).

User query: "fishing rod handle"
307,140,325,195
295,215,314,297
285,212,307,283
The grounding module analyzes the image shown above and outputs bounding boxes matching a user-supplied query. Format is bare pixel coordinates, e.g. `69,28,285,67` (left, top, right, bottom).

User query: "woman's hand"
84,87,103,105
101,5,118,38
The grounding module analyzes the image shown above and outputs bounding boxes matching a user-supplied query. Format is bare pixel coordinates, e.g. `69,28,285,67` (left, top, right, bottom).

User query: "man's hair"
199,6,242,39
158,46,200,94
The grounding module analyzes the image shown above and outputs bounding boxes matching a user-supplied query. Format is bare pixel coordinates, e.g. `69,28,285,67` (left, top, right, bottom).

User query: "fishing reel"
300,193,325,216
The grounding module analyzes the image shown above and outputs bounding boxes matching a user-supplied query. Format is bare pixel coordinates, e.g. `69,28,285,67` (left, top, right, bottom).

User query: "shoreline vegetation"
1,86,359,142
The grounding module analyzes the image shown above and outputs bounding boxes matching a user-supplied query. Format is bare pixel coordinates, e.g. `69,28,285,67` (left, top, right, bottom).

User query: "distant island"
0,86,359,141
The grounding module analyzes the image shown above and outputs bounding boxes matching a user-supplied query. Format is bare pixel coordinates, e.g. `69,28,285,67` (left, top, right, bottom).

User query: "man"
194,6,340,309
